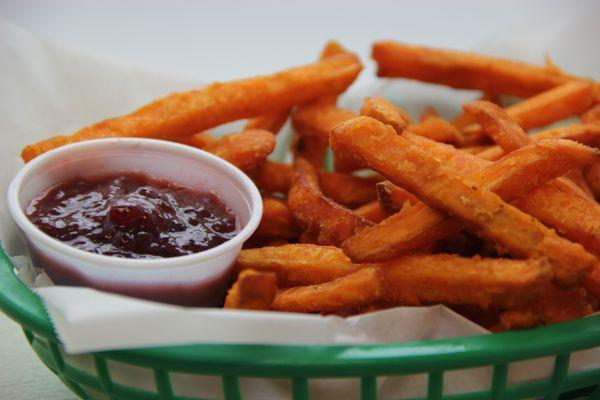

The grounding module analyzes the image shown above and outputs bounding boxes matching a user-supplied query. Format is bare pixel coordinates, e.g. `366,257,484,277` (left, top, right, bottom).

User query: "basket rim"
1,246,599,374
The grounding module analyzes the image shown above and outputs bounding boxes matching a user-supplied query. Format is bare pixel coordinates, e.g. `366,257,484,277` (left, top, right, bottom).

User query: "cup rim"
7,138,263,270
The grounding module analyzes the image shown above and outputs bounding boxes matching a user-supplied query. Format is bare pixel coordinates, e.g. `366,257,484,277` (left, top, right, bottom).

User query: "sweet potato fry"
382,255,552,309
354,201,388,223
419,106,439,122
235,244,371,286
185,132,219,149
22,53,362,162
287,158,372,246
344,134,600,267
476,123,600,161
224,270,277,310
451,93,500,131
408,118,464,144
245,110,290,134
204,129,276,171
506,81,595,131
584,161,600,201
581,104,600,123
287,41,359,169
331,117,597,285
372,41,570,97
360,97,410,133
271,267,383,313
499,283,597,329
319,171,378,208
376,181,418,213
256,197,298,239
253,160,293,194
464,100,595,200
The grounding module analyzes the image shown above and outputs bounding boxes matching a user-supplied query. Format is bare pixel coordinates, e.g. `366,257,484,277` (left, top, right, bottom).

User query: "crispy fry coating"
581,104,600,123
464,100,595,200
287,158,372,246
224,270,277,310
506,81,595,131
235,244,370,286
331,117,597,285
22,53,362,162
245,110,290,134
408,117,464,144
354,201,389,223
319,171,378,208
476,123,600,161
360,97,410,133
205,130,276,171
253,160,294,194
271,267,383,313
499,284,597,329
382,255,552,309
376,181,418,213
372,41,570,97
584,161,600,201
256,197,298,239
419,106,439,122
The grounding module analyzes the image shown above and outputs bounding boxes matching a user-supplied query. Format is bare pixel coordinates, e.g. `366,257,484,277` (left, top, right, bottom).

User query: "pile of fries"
23,41,600,331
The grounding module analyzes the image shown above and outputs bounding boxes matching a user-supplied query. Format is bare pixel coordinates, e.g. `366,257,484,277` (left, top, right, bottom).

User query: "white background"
0,1,597,399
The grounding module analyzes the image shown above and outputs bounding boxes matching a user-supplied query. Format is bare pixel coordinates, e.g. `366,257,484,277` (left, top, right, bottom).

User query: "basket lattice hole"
507,356,555,387
308,377,362,400
169,372,223,399
376,373,429,399
236,377,292,400
442,365,493,396
104,359,156,392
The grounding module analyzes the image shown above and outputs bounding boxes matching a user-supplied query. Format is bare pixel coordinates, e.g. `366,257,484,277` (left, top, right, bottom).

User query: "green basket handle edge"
0,244,57,340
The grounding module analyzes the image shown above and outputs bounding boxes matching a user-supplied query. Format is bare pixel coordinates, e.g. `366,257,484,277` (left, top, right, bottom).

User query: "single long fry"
372,41,570,97
245,110,290,134
287,158,371,246
205,129,276,171
235,244,371,286
22,53,362,162
271,267,383,313
382,255,552,309
476,123,600,161
319,171,378,208
506,81,595,131
360,97,410,133
256,197,298,239
408,117,464,144
224,270,277,310
331,117,596,285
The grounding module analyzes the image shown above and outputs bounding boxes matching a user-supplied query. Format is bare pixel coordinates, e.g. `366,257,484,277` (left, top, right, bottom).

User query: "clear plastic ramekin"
7,138,262,307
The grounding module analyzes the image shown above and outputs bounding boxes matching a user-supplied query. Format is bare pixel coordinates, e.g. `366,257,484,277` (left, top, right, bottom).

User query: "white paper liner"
1,8,599,398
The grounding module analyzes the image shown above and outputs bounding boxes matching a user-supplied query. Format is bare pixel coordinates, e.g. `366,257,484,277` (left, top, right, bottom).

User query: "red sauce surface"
26,173,239,259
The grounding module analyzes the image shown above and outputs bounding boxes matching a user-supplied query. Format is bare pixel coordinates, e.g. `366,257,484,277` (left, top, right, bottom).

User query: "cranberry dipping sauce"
8,138,263,306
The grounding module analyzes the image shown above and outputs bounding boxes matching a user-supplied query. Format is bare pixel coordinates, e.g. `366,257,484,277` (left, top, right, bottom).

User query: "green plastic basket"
0,248,599,400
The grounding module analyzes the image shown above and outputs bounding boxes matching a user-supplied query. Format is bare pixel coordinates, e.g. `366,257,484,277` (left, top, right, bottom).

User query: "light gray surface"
0,1,596,399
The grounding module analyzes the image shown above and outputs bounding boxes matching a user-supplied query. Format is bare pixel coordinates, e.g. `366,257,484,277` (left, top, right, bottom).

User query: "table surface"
0,1,593,398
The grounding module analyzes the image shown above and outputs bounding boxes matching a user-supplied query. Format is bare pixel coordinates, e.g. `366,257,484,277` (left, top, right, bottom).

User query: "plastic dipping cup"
7,138,263,307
